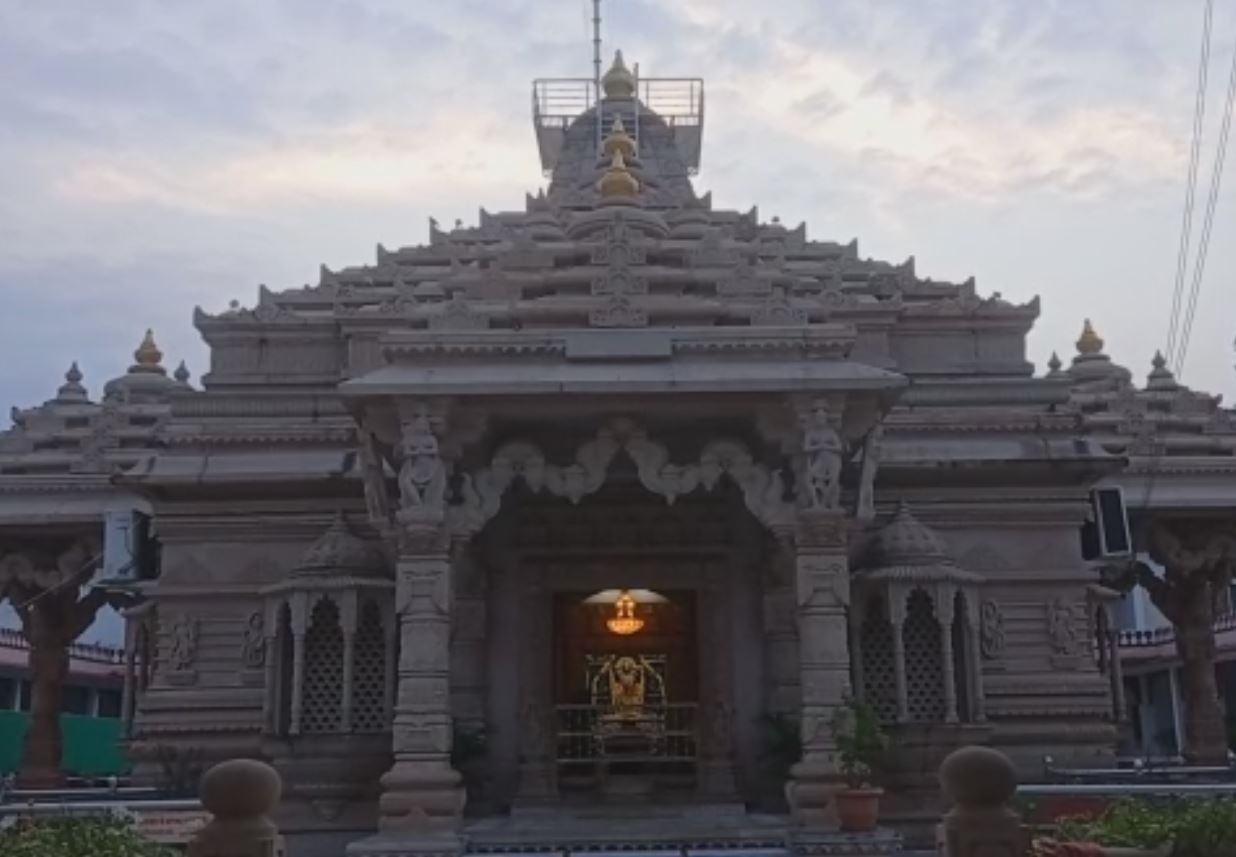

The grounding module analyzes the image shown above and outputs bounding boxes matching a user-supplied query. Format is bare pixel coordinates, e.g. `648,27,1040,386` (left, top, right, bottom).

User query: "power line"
1175,31,1236,377
1165,0,1215,367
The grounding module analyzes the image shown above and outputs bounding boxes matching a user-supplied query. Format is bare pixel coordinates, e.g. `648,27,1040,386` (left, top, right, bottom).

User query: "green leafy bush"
0,814,177,857
1056,797,1236,857
828,697,888,789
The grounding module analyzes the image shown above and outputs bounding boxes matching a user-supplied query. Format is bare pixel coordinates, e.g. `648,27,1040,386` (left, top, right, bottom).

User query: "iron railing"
554,702,698,766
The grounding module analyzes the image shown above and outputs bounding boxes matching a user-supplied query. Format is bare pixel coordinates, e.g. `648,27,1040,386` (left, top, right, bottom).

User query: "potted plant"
828,697,888,833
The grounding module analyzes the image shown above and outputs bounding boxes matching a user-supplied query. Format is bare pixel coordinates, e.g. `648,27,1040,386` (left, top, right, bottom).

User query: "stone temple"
4,48,1236,857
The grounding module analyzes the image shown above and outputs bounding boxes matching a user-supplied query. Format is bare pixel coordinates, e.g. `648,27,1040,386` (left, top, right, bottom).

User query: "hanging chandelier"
605,590,645,636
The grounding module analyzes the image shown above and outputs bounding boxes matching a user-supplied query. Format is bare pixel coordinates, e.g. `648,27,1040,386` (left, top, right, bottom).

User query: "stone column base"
785,760,841,829
375,763,465,833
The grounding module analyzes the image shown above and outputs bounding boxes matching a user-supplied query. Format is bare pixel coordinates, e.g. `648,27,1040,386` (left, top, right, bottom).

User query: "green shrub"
1056,797,1236,857
0,814,177,857
828,697,888,789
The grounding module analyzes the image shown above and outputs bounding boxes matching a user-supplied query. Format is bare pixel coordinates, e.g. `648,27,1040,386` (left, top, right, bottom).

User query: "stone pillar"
785,509,853,829
761,546,801,717
935,745,1029,857
449,541,487,731
965,603,986,722
938,591,959,724
890,607,909,723
374,539,464,838
188,759,286,857
288,599,306,737
697,584,737,798
515,577,556,803
1108,629,1127,725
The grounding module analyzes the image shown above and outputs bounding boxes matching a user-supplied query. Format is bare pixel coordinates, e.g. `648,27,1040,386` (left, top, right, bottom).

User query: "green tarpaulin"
0,711,129,776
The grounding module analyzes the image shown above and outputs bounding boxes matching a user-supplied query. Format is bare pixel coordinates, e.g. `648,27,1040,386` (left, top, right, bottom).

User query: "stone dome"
292,515,386,578
1068,319,1132,386
872,502,953,568
103,330,179,404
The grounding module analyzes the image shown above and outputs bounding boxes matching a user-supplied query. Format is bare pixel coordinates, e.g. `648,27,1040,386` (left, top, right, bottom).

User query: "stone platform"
458,808,901,856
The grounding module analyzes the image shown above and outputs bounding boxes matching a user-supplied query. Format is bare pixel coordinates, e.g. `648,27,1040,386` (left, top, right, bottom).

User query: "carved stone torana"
453,418,793,536
979,599,1005,660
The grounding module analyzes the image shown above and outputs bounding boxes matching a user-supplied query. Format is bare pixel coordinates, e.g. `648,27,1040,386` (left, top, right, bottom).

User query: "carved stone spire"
131,329,166,375
1146,350,1179,392
601,49,636,99
598,150,640,200
55,362,88,404
1046,351,1063,377
173,360,191,387
1076,319,1103,356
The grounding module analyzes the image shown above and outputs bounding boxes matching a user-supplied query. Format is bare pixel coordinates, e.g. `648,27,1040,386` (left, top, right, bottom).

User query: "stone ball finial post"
936,745,1029,857
187,758,286,857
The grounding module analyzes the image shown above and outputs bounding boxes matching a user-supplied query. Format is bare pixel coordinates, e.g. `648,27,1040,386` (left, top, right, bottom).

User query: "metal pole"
593,0,603,154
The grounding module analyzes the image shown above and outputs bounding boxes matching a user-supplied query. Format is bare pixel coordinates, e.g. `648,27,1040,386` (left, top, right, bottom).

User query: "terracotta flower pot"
834,786,883,833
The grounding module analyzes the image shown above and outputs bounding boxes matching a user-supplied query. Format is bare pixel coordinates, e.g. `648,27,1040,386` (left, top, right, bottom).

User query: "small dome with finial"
1046,351,1064,377
173,360,192,387
1076,318,1104,356
602,116,637,161
598,150,640,199
55,362,89,404
103,329,178,403
601,50,636,99
131,329,165,375
1146,350,1179,392
1068,318,1131,385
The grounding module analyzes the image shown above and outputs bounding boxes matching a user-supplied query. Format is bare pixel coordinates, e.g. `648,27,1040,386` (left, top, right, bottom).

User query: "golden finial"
602,115,637,161
1076,319,1104,356
601,49,636,99
133,329,164,370
598,150,640,199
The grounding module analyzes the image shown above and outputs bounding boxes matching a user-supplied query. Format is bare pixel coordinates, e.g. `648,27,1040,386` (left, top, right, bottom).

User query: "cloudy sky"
2,0,1235,411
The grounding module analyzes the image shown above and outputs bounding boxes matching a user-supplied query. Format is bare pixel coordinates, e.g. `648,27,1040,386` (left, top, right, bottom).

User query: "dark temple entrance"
552,589,700,796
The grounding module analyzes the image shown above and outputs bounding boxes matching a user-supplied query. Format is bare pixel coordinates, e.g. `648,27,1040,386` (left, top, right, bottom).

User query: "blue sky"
1,2,1236,644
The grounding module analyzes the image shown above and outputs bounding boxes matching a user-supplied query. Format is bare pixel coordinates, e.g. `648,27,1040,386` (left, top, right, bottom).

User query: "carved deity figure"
798,399,843,510
241,612,265,669
169,614,198,672
855,424,884,522
397,410,447,516
980,600,1006,659
358,431,392,525
1048,597,1082,657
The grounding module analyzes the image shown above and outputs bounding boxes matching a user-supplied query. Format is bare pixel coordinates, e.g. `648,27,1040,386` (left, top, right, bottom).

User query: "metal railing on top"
1118,611,1236,647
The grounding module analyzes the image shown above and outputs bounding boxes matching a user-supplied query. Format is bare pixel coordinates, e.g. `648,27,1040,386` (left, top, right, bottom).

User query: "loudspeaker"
1081,487,1132,560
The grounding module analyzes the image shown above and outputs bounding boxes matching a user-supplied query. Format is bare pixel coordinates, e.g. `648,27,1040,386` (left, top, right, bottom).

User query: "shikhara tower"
6,42,1236,857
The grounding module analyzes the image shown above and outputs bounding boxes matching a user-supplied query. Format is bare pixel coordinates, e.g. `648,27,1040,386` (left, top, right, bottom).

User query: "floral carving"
980,599,1005,659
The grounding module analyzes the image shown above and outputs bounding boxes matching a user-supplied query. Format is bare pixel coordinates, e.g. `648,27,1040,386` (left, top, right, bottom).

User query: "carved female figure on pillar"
855,425,883,522
397,410,447,521
798,399,843,510
170,614,198,672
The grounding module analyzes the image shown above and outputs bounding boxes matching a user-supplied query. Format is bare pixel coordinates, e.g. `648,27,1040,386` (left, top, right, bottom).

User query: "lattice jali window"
302,597,344,734
859,600,898,723
904,589,945,722
352,601,388,733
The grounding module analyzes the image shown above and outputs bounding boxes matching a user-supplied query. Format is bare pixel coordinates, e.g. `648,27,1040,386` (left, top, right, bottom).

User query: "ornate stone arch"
450,418,793,537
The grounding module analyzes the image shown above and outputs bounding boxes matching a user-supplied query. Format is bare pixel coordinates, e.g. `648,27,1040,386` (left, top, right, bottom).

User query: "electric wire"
1165,0,1215,368
1175,32,1236,377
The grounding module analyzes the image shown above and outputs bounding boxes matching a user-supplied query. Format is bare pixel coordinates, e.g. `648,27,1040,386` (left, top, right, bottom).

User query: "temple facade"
2,50,1236,857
